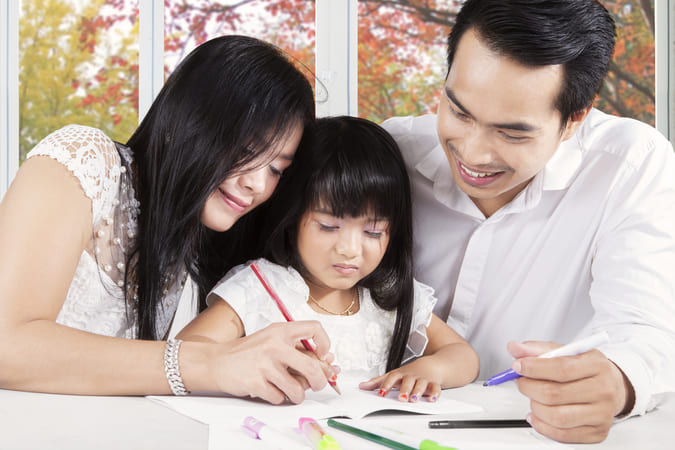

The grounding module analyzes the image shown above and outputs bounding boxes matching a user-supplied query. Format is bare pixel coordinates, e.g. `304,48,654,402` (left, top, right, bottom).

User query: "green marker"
327,418,458,450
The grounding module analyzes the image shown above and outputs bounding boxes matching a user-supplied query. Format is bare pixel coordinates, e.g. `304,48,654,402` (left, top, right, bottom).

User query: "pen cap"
299,417,319,431
242,416,263,439
299,417,341,450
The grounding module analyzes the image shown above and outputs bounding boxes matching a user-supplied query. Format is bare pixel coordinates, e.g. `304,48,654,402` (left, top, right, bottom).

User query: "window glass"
358,0,655,126
598,0,655,126
357,0,456,123
16,0,655,169
164,1,315,79
18,0,139,163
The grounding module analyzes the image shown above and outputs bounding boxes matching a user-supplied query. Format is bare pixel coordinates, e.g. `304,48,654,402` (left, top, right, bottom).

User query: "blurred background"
1,0,661,188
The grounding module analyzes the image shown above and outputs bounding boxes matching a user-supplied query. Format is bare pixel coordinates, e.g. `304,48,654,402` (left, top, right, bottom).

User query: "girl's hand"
358,357,442,403
357,314,479,403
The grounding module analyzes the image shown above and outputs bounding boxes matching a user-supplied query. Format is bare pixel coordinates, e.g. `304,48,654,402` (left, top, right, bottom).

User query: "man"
383,0,675,443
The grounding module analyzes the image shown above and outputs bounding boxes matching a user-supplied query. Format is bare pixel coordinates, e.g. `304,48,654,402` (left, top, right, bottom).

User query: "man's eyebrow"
445,86,539,132
445,87,472,116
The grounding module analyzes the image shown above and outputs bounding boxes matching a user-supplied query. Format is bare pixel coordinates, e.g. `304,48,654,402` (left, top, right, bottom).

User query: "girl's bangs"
307,167,399,222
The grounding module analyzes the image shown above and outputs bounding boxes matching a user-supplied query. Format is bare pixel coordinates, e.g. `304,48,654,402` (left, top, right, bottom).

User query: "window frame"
1,0,19,199
655,0,673,141
1,0,671,198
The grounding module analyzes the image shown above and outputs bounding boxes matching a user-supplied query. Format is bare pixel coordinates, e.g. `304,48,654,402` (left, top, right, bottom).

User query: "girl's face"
201,124,303,232
296,207,390,292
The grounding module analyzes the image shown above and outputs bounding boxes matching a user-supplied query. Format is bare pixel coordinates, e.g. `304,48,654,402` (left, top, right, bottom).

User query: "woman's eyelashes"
268,164,283,177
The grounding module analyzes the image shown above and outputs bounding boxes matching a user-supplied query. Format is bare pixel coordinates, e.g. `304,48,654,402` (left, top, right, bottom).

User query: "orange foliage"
70,0,649,126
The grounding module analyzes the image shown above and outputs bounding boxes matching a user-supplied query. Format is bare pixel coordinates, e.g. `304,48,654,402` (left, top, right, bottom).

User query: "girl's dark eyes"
318,223,338,231
318,224,385,238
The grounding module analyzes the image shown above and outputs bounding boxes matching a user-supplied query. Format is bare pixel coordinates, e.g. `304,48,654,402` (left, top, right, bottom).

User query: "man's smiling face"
437,28,583,217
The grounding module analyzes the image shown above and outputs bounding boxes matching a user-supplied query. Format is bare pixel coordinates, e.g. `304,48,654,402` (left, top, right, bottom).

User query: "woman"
0,35,335,404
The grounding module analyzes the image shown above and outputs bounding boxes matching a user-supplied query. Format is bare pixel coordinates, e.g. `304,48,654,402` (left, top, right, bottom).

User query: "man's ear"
561,105,592,141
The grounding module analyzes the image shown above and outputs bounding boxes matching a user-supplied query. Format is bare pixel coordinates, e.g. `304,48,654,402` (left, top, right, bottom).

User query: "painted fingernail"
411,394,418,402
513,360,522,373
330,374,338,382
430,395,437,402
378,389,386,397
400,393,408,401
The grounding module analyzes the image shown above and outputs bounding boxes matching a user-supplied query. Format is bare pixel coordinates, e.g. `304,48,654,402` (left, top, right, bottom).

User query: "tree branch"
637,0,654,36
608,60,655,102
361,0,457,27
599,86,632,118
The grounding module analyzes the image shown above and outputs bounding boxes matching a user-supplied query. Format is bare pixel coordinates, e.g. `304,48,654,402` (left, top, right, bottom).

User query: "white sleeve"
381,114,440,170
206,259,290,336
401,279,437,364
590,131,675,417
26,124,122,224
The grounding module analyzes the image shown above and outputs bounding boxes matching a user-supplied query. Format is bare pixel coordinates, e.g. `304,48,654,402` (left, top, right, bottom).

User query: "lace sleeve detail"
26,124,122,224
401,279,438,364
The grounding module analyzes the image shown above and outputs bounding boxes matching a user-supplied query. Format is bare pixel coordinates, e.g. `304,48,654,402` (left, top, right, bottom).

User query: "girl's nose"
335,229,360,258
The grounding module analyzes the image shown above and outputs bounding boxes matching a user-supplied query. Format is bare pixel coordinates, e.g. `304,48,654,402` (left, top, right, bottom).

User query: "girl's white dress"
27,125,192,339
208,258,437,378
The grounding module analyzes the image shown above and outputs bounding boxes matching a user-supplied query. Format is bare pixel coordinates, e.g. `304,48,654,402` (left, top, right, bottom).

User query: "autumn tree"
164,0,655,125
597,0,655,124
19,0,138,161
18,0,656,164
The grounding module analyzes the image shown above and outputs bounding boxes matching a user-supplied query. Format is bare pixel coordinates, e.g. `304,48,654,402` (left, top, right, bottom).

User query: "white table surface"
1,383,673,449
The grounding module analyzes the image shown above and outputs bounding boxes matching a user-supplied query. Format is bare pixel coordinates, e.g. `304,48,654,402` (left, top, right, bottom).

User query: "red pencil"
250,262,341,395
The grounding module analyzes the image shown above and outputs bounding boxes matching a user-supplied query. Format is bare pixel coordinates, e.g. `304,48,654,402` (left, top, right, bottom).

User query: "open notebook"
148,375,482,429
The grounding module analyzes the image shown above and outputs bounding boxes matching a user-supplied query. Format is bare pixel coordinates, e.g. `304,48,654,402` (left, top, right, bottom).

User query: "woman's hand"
358,356,442,402
181,321,338,405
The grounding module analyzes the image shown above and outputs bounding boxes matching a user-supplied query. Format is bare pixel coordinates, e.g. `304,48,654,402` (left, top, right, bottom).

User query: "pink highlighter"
299,417,341,450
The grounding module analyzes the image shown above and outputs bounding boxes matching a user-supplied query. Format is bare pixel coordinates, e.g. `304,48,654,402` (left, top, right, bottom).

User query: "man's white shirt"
383,109,675,417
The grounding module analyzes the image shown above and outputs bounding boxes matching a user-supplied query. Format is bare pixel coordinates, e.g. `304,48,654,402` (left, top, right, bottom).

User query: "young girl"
179,116,479,402
0,35,336,403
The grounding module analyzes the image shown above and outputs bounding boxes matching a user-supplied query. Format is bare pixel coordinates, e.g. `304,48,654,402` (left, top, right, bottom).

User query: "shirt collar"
414,132,583,218
541,134,583,190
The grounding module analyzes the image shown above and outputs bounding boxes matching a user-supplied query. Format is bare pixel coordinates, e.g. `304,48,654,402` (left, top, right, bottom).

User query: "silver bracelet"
164,338,189,396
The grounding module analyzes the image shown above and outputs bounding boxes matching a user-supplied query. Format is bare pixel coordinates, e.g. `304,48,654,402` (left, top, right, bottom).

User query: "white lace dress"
27,125,191,339
208,258,437,378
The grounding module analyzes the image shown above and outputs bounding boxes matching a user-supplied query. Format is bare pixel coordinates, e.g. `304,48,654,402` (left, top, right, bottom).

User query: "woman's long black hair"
265,116,414,371
125,35,315,339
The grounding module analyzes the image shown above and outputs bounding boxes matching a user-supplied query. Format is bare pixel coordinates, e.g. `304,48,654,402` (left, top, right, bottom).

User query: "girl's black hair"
265,116,414,371
125,35,315,339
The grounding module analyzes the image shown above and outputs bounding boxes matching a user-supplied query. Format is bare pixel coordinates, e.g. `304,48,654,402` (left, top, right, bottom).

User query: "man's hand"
507,340,635,443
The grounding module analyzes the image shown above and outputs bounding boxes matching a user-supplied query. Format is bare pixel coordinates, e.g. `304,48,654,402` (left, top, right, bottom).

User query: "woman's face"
201,124,303,232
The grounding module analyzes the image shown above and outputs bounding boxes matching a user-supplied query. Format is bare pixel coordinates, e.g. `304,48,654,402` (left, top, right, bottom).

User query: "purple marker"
242,416,309,450
483,331,610,386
